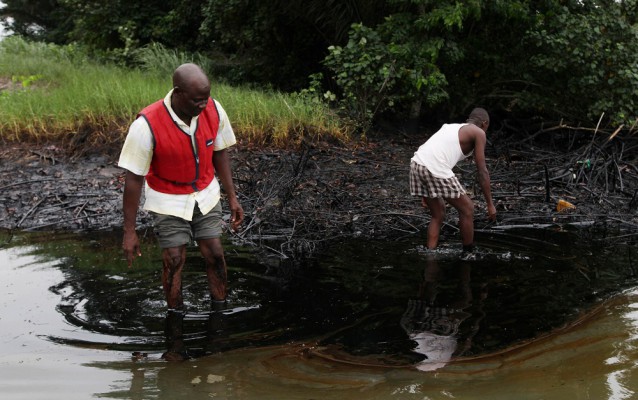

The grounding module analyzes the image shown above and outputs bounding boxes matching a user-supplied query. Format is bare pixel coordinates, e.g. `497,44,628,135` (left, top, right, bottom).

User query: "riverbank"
1,131,636,259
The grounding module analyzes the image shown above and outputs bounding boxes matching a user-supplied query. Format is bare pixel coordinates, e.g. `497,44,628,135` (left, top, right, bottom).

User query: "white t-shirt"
411,123,473,179
118,89,237,221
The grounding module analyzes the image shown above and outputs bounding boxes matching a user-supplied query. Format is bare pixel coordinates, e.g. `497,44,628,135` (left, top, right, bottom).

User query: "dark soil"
1,130,637,259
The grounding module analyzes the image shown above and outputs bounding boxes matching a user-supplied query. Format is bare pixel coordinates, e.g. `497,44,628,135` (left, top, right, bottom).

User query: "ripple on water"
1,227,637,399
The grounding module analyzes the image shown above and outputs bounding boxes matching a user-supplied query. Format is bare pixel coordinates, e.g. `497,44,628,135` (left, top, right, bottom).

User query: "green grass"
0,37,350,147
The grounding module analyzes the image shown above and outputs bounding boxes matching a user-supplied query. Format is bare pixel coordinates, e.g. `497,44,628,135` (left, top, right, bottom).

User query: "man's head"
467,108,489,132
171,63,211,120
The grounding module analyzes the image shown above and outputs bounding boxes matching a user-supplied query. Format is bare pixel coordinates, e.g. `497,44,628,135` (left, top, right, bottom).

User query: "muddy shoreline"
1,133,636,258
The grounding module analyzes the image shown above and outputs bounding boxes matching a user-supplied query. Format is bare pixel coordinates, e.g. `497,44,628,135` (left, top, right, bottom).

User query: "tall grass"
0,37,350,147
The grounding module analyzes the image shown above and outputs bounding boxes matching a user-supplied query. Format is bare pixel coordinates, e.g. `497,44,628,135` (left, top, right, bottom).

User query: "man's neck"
170,93,191,126
174,109,192,127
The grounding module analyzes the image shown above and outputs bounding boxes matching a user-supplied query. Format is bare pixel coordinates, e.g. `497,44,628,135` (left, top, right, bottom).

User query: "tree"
57,0,204,56
198,0,389,90
319,0,487,129
0,0,73,43
3,0,637,129
320,0,638,130
522,0,638,125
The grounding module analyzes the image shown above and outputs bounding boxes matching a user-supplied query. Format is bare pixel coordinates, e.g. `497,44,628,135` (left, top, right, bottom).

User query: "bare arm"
213,148,244,231
472,129,497,221
122,170,144,266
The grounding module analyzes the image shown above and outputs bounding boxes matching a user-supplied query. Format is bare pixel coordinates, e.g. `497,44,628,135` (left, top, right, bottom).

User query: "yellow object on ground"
557,199,576,212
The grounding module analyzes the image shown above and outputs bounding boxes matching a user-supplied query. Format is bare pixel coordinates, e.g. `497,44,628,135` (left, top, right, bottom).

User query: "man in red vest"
119,63,244,311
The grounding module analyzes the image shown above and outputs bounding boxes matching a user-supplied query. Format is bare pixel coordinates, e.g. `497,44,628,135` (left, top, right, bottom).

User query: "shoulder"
129,116,151,134
126,117,153,148
213,100,236,150
459,123,483,133
212,99,230,120
460,124,485,139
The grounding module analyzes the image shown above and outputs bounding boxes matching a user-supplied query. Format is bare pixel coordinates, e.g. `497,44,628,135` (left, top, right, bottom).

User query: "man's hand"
213,149,244,232
122,170,144,267
122,230,141,267
229,199,244,232
487,204,497,221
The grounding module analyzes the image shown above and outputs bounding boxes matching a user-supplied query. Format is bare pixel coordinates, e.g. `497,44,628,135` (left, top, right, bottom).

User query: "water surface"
0,225,636,399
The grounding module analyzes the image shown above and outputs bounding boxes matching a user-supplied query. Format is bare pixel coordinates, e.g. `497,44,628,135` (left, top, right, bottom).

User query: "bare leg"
424,197,446,249
445,194,475,247
162,245,187,309
197,237,228,301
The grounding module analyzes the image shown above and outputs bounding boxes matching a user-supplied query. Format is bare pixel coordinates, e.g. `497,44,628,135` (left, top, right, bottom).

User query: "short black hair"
468,107,489,124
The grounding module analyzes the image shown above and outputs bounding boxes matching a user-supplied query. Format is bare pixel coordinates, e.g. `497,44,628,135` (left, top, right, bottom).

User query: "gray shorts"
409,161,466,199
152,202,223,248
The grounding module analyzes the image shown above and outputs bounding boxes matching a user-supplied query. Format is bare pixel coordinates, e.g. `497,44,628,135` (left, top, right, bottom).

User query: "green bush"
524,3,638,125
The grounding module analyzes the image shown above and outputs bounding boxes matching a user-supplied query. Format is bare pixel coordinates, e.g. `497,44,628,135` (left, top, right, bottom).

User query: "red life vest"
140,98,220,194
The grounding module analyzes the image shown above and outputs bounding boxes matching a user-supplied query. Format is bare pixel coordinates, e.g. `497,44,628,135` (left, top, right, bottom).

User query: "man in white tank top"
409,108,496,253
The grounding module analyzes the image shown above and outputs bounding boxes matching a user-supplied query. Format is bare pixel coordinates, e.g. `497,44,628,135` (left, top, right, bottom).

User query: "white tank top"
411,123,473,179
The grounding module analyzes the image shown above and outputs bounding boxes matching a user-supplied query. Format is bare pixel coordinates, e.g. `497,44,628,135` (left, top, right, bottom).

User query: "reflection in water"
1,226,637,399
97,289,638,400
161,301,231,361
400,253,485,370
8,227,632,365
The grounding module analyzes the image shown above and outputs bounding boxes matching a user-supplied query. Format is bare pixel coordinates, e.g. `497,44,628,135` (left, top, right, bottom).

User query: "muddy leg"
161,246,186,309
197,237,227,302
424,197,446,249
446,194,475,249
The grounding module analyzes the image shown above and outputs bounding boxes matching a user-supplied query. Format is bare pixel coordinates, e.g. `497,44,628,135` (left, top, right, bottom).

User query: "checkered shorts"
409,161,466,198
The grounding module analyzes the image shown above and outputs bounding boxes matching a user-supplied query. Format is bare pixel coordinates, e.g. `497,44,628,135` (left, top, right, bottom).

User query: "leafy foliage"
56,0,204,61
319,0,638,129
322,24,401,131
523,0,638,125
198,0,388,90
0,0,73,43
2,0,637,131
320,0,480,128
